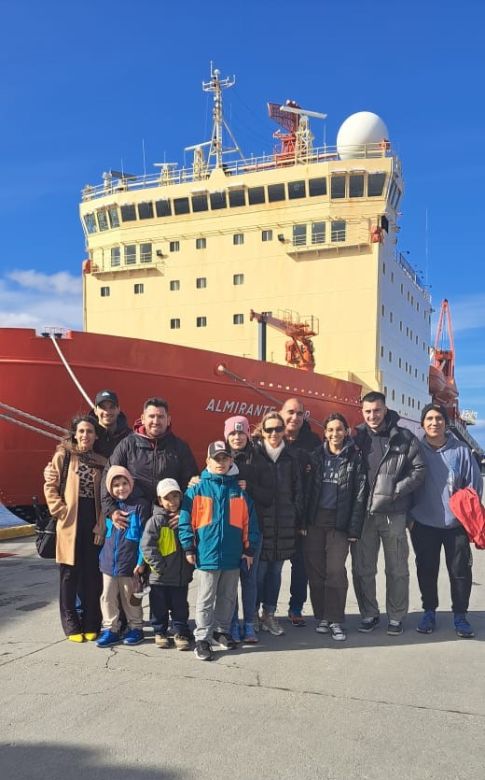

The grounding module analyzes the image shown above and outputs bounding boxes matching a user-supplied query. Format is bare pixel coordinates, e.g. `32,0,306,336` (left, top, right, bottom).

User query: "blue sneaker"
122,628,144,645
96,630,121,648
454,614,475,639
416,610,436,634
230,620,242,643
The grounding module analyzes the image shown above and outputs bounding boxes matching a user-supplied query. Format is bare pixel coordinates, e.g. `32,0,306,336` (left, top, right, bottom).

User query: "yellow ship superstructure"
81,68,431,424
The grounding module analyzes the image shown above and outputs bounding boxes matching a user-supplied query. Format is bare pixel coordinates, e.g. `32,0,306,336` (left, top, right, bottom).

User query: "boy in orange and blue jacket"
178,441,260,661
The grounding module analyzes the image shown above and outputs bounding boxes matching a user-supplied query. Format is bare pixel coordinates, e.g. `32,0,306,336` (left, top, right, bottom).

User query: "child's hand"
94,534,104,546
188,475,200,487
133,564,145,574
185,553,196,565
238,480,247,491
242,554,253,569
167,512,179,529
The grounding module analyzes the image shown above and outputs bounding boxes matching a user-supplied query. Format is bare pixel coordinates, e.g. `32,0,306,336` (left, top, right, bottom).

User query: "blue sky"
1,0,484,445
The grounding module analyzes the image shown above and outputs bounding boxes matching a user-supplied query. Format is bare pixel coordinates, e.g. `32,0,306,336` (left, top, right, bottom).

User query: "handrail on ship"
81,142,393,201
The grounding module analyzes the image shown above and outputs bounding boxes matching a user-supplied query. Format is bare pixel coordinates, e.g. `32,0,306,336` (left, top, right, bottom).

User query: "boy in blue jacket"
178,441,260,661
96,466,149,648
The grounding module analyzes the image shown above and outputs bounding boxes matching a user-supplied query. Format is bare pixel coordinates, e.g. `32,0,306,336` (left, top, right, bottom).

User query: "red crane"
250,309,319,372
429,299,459,420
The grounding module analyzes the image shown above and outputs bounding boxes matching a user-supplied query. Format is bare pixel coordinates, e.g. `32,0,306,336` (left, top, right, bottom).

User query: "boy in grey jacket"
141,478,193,650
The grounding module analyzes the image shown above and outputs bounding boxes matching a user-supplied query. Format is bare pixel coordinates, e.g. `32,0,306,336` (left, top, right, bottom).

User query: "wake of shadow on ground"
0,742,190,780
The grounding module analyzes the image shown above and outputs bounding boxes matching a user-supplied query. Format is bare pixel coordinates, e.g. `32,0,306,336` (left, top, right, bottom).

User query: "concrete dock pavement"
1,535,485,780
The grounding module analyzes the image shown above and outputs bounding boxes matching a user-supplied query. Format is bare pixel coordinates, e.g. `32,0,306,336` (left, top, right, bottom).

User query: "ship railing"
81,142,393,201
394,251,430,300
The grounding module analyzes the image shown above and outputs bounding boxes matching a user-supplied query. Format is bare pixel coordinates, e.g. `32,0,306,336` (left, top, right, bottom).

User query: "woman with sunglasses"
253,411,305,636
305,413,367,641
44,415,107,642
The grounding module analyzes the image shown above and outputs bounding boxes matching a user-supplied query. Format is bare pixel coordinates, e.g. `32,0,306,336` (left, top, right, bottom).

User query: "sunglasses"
263,425,284,434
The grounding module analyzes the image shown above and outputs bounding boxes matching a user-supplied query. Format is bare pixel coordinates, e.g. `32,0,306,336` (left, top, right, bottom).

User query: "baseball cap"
94,389,119,406
156,478,182,498
207,440,232,459
224,415,250,440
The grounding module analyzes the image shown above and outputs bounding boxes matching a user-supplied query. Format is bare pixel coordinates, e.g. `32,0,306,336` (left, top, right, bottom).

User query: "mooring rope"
0,412,63,441
0,400,68,434
49,334,94,409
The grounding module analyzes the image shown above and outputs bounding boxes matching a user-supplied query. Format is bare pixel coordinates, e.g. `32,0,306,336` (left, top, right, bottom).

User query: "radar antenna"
268,100,327,163
185,64,243,172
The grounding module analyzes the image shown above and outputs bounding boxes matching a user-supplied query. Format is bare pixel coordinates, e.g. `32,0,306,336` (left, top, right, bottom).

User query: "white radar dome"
336,112,389,160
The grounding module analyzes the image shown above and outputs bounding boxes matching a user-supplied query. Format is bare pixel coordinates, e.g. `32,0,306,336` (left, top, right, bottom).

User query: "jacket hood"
106,465,135,497
200,464,240,481
421,430,459,453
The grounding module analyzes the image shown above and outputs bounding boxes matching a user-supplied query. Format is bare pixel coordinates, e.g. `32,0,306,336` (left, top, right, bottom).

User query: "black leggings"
59,498,102,635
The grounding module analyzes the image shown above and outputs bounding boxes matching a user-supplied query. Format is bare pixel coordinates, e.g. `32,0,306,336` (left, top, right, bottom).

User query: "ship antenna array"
185,63,243,170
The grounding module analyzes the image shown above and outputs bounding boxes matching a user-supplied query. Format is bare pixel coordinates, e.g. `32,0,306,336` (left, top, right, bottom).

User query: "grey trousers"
351,512,409,622
194,569,240,641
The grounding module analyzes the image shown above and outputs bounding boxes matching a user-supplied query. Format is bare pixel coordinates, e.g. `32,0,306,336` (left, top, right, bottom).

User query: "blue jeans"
289,534,308,612
233,537,262,624
257,559,285,614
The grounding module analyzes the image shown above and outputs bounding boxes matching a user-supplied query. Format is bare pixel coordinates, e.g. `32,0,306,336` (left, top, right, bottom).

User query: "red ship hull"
0,328,362,515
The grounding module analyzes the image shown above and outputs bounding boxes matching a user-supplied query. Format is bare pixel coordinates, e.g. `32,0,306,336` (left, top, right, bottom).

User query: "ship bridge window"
196,238,206,249
174,197,190,215
331,220,346,242
121,204,137,222
262,229,273,242
170,318,181,329
268,183,286,202
100,286,110,297
140,243,152,263
311,222,325,244
124,245,136,265
368,172,386,197
248,186,265,205
108,206,120,228
293,224,307,246
196,316,207,327
138,202,154,220
233,313,244,324
169,241,180,252
229,189,246,208
97,209,109,231
330,175,346,199
192,193,208,212
155,199,172,217
196,277,207,288
84,213,97,234
233,273,244,285
233,233,244,245
110,247,120,267
134,283,144,294
210,191,227,210
170,280,180,291
349,174,365,198
309,177,327,197
288,180,306,199
379,215,389,233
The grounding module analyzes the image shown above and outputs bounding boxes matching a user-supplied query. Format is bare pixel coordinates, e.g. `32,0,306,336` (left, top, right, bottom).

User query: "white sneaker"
329,622,346,641
261,611,285,636
316,619,330,634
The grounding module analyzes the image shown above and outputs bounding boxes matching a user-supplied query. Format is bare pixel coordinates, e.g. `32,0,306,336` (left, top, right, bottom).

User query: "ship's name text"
205,399,276,417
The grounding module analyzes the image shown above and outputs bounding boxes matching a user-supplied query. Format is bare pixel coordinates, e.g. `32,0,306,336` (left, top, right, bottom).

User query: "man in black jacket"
351,391,426,636
102,397,198,529
280,397,320,626
89,389,131,458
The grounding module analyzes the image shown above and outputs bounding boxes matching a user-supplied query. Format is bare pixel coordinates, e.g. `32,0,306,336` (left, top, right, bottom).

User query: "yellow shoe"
67,633,84,643
84,632,98,641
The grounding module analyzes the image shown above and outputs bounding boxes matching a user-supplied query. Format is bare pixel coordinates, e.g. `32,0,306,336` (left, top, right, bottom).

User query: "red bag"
449,487,485,549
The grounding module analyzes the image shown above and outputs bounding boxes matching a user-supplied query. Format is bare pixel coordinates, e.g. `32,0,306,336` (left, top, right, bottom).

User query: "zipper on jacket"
113,526,120,576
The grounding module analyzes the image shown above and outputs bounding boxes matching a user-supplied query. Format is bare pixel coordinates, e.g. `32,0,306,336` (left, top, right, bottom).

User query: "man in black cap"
90,390,131,458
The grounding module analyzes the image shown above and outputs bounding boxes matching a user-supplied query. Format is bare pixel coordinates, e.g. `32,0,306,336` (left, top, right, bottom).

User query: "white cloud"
7,269,81,296
0,270,82,330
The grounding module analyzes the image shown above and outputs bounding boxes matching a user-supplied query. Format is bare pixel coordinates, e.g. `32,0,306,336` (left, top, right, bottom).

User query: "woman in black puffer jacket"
253,411,305,637
305,412,367,642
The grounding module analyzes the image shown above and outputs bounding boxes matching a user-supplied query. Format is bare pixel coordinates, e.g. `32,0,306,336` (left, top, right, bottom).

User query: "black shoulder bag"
35,451,71,559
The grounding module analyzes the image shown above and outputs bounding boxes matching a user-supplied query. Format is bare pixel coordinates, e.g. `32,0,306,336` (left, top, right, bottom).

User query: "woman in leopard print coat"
44,416,106,641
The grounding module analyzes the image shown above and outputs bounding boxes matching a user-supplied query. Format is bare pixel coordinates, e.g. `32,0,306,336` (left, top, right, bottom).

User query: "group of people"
43,388,483,661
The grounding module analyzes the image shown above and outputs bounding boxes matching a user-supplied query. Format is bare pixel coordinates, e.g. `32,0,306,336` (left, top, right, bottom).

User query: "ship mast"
186,64,242,174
